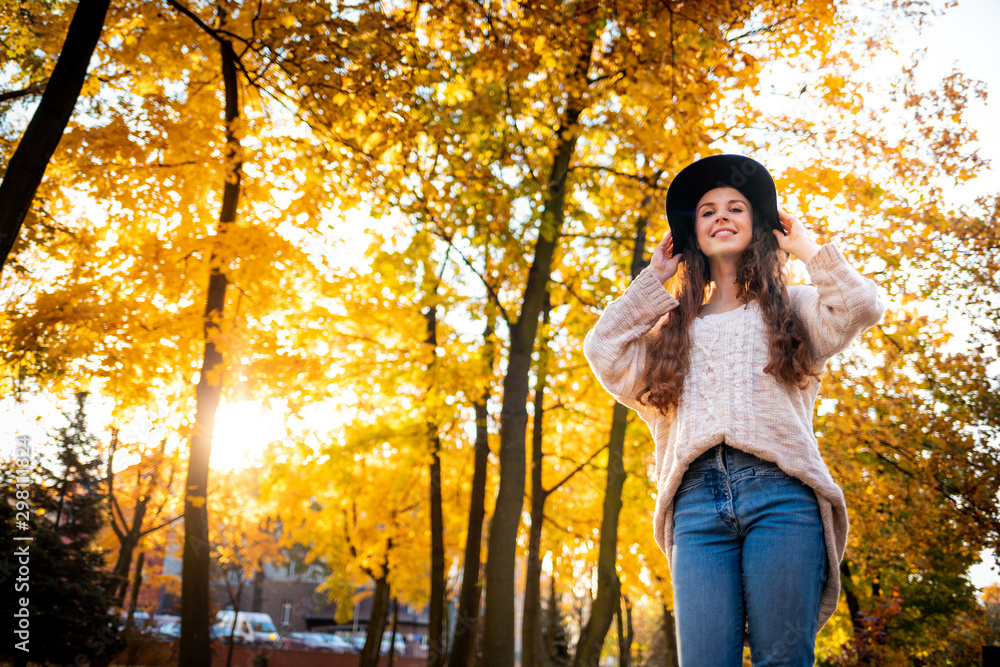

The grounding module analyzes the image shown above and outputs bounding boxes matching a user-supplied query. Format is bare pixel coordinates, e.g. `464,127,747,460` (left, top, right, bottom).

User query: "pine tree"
0,393,122,666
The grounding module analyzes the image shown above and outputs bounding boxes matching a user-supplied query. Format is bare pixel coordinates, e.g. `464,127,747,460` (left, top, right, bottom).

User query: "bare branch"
425,224,513,327
544,442,609,495
570,164,667,189
165,0,253,48
139,512,183,537
106,429,131,536
0,82,47,104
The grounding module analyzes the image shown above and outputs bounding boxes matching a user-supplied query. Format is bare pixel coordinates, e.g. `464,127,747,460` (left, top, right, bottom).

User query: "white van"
214,611,280,647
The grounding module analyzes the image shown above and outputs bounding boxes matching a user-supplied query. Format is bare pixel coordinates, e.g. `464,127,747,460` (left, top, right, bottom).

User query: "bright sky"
910,0,1000,192
2,0,999,591
918,0,1000,594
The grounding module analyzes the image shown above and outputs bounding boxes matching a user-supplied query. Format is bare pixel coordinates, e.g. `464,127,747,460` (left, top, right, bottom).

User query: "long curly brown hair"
638,209,820,415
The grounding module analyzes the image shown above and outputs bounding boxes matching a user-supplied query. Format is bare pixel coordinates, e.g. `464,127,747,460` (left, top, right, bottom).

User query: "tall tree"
448,315,496,667
483,18,598,665
424,292,446,667
616,595,634,667
173,16,244,663
573,196,653,667
522,290,622,667
0,0,111,274
523,293,553,667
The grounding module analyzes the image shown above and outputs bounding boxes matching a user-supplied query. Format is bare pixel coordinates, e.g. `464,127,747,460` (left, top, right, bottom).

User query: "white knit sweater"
583,243,885,630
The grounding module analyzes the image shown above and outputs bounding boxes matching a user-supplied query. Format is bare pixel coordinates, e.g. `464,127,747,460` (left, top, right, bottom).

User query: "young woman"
583,155,884,665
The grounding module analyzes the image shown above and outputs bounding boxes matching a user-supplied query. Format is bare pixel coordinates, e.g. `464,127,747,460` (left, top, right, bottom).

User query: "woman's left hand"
774,211,821,263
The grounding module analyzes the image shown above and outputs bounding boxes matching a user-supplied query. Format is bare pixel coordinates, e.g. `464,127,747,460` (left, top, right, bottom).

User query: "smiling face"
694,187,754,259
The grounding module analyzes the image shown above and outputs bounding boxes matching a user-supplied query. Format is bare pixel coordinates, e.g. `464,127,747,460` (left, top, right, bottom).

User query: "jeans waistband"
688,442,774,475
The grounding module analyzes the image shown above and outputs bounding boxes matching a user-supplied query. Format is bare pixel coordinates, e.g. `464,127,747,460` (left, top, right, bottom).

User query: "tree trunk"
226,587,241,667
629,195,652,279
110,533,138,605
662,603,679,667
448,317,495,667
360,573,392,667
481,40,594,665
572,202,650,667
251,567,264,612
107,434,174,606
572,406,625,667
127,551,145,621
0,0,111,274
110,498,148,606
426,305,447,667
841,559,866,639
522,293,551,667
546,573,558,660
389,598,400,666
616,601,624,666
180,37,242,667
617,595,633,667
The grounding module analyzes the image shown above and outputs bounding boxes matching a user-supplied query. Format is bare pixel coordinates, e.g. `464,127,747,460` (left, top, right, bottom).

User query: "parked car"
287,632,355,653
155,621,229,643
280,634,313,650
131,611,152,626
312,633,357,653
347,634,405,654
151,614,180,631
113,609,155,633
155,622,181,641
214,611,280,647
287,632,332,651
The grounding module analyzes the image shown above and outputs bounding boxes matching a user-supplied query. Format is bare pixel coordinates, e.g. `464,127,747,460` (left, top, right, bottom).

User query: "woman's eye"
701,210,715,217
730,207,744,213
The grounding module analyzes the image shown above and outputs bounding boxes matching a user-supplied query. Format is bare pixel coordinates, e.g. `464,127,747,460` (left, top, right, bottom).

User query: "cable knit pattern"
583,243,885,630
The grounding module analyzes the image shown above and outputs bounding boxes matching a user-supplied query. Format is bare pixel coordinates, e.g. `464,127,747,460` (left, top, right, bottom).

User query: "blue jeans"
671,443,827,666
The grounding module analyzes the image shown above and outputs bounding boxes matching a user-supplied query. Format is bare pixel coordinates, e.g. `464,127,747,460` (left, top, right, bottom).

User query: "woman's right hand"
649,230,681,283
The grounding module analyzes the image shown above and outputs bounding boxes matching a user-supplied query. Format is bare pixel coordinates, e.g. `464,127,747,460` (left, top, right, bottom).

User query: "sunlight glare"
210,401,285,471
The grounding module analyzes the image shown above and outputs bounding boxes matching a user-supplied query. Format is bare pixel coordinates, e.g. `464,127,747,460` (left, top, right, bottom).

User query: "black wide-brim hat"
665,154,781,254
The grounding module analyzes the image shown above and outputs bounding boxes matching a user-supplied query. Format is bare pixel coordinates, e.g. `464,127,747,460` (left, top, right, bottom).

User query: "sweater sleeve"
584,267,679,413
792,243,886,364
